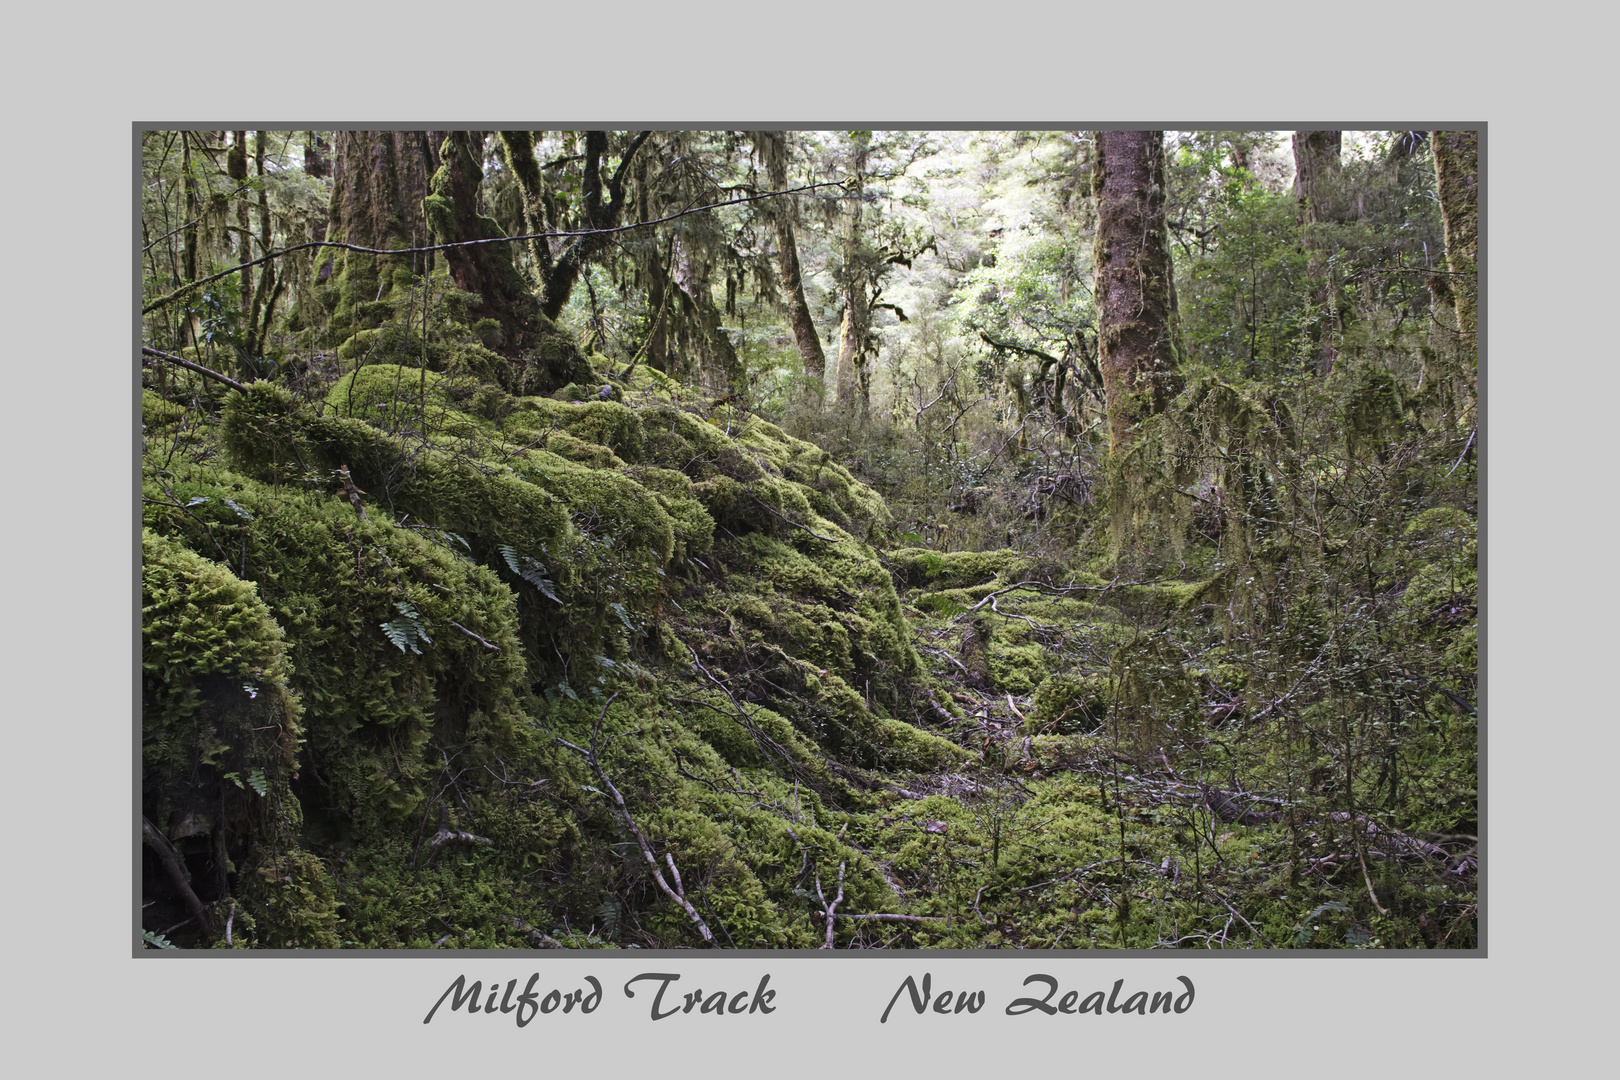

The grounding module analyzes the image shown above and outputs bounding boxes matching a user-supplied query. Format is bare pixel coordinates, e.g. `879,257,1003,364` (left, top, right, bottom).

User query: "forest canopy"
139,129,1478,951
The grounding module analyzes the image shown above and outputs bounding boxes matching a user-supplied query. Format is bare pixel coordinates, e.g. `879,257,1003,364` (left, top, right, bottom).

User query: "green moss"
1030,672,1111,733
887,547,1037,589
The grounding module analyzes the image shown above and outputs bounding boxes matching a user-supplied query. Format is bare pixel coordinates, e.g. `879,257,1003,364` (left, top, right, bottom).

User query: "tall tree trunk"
231,132,254,335
835,133,871,413
497,130,556,292
759,133,827,383
424,131,537,351
248,131,281,356
1292,130,1343,376
1432,130,1478,395
181,132,199,284
671,239,746,394
1092,130,1184,454
322,131,433,344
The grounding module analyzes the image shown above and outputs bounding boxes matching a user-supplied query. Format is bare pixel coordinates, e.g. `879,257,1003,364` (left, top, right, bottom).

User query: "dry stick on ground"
1205,884,1273,947
141,815,215,936
554,692,717,948
815,862,847,949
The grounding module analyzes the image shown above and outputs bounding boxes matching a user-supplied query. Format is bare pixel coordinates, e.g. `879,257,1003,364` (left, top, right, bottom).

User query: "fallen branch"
555,692,717,947
141,346,248,394
750,496,842,543
423,804,492,863
142,815,214,936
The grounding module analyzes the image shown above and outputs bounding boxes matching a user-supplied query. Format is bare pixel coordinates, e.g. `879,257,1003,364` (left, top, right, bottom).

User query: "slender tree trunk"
232,132,254,334
1432,130,1478,394
1292,130,1342,376
1092,130,1183,454
760,133,827,382
835,133,871,413
248,131,279,355
181,132,199,284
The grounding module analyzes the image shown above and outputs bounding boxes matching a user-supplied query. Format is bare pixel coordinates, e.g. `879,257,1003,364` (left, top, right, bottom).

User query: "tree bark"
233,132,254,332
760,133,828,382
1432,130,1478,371
322,131,433,342
1292,130,1342,376
1092,131,1184,453
248,131,277,356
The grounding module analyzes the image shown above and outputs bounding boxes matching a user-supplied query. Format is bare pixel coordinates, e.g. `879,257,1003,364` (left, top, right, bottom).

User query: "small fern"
142,929,177,950
498,544,560,602
380,600,432,655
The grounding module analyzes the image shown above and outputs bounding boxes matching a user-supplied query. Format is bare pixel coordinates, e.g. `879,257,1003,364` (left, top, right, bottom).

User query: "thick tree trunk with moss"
1292,130,1343,377
1432,130,1478,389
1092,130,1184,453
423,132,542,354
321,131,433,346
423,132,593,395
760,133,828,382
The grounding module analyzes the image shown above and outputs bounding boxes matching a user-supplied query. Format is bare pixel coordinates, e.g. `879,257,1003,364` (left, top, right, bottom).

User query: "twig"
1355,829,1392,917
1446,429,1476,477
816,862,847,949
750,496,842,543
972,884,994,926
1205,885,1272,946
554,693,717,947
448,620,500,650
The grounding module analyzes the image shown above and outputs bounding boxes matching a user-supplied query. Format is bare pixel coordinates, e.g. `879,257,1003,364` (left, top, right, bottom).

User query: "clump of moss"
1029,672,1111,734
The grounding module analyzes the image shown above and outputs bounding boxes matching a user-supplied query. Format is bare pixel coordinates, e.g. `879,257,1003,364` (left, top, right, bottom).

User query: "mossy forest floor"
141,335,1477,951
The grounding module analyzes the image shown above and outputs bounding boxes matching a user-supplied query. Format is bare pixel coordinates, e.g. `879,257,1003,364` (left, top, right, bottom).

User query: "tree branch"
142,815,215,936
141,346,248,394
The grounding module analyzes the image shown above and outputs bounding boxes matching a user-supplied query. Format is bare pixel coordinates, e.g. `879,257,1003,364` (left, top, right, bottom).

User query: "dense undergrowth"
141,302,1477,951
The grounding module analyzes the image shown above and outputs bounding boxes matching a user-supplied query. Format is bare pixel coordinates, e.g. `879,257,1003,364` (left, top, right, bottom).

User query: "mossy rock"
1030,672,1111,734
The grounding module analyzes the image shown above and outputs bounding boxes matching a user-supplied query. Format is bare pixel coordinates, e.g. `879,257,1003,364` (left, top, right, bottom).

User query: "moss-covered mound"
143,354,971,949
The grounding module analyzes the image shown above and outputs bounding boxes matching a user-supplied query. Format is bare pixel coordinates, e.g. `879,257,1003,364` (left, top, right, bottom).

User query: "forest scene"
138,128,1479,952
